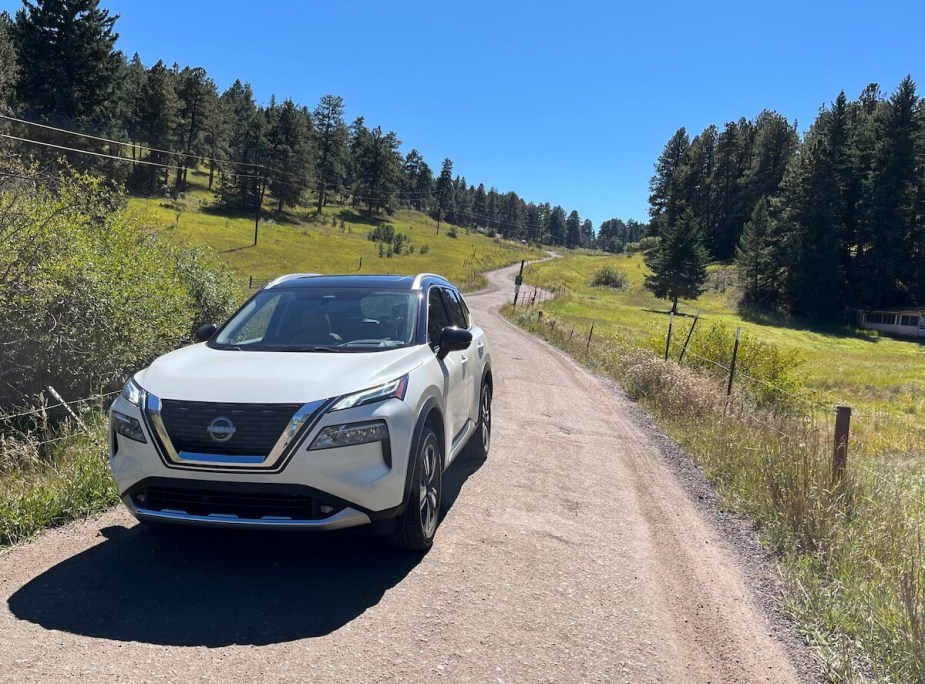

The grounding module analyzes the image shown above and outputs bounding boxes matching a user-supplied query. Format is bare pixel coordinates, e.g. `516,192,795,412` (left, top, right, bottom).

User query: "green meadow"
126,169,543,295
521,251,925,418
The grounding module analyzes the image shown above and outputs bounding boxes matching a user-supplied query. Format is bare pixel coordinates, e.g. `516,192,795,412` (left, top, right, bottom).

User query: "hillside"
126,169,543,294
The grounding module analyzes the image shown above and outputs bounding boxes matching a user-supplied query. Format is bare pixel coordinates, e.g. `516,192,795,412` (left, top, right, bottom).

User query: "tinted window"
442,288,469,329
427,288,451,342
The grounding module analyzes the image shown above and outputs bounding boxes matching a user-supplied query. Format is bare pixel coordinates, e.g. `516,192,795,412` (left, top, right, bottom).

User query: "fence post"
47,385,88,433
664,311,674,361
586,322,595,353
678,310,700,365
358,256,363,271
833,405,851,483
726,327,742,396
568,326,574,341
249,275,253,289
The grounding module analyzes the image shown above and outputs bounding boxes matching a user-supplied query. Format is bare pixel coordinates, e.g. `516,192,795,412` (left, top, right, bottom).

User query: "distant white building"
858,307,925,337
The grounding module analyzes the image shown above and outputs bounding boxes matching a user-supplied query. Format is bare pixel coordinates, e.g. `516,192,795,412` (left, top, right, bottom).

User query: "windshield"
212,287,418,352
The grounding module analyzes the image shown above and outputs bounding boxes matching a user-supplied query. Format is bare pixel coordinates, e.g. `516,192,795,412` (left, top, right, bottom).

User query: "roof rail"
265,273,322,288
412,272,449,290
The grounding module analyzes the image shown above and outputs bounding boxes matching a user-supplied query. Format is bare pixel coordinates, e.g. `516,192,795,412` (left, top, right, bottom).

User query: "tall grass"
0,409,116,548
506,304,925,682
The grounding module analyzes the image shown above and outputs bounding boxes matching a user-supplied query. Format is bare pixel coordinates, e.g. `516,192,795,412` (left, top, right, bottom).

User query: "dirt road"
0,262,812,683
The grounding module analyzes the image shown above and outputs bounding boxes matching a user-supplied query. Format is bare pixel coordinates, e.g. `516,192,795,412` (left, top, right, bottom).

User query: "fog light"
308,420,389,450
112,411,147,443
319,505,334,514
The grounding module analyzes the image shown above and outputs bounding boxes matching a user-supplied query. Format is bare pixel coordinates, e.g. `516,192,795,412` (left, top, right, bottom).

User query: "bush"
447,227,458,238
0,173,239,407
590,265,629,289
420,244,430,255
367,223,395,243
625,236,660,254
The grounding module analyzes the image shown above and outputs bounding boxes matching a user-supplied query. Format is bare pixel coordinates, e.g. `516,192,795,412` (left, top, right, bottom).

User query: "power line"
0,113,308,181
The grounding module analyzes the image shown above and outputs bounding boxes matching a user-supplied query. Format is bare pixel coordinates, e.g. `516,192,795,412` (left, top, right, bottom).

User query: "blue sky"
5,0,925,227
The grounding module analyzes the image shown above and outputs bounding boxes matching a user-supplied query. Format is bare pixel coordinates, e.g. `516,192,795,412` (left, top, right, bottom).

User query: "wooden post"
586,322,595,353
568,326,575,341
358,256,363,271
833,405,851,483
248,275,253,289
47,385,88,433
727,327,742,396
664,311,674,361
678,310,701,365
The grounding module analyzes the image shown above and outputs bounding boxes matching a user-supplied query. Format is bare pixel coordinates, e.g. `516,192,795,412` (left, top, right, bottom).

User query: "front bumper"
109,391,417,529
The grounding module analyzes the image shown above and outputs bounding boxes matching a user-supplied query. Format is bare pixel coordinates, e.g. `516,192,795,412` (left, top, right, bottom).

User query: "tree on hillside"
130,60,178,194
735,198,777,306
546,205,566,245
581,219,595,249
433,158,454,232
173,66,219,191
266,98,312,210
565,210,581,248
313,94,348,213
12,0,119,121
644,210,709,314
351,124,401,217
648,127,690,237
0,13,18,110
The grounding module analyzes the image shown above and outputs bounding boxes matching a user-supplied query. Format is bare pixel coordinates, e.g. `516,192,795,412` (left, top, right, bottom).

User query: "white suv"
108,273,492,550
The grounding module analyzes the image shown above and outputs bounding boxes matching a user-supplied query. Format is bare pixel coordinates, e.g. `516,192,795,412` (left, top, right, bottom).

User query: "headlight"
309,420,389,450
112,411,147,443
121,377,146,407
330,375,408,411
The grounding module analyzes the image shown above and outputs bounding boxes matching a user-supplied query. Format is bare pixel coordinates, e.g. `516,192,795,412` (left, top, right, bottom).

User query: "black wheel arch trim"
402,396,445,505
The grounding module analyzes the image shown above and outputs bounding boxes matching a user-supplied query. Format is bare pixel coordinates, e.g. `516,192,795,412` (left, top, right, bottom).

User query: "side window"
427,288,451,343
442,288,469,329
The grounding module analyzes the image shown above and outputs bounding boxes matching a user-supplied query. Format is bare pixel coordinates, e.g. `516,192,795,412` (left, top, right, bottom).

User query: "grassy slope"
523,251,925,417
126,170,543,294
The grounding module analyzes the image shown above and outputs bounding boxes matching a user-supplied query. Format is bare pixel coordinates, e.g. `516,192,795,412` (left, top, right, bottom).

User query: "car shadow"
7,450,486,648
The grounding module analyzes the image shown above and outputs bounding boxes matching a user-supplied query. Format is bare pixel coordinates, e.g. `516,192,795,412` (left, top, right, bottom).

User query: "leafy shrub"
420,244,430,255
0,173,239,407
447,227,458,238
590,265,628,289
625,236,660,253
367,223,395,243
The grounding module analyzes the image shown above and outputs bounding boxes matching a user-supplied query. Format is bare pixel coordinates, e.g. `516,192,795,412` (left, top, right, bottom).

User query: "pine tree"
644,210,709,314
313,94,348,213
173,66,219,191
131,60,178,194
433,158,454,231
648,128,690,236
13,0,119,121
352,124,401,217
0,13,18,109
546,205,566,245
581,219,595,249
565,210,581,248
266,98,312,210
735,199,777,306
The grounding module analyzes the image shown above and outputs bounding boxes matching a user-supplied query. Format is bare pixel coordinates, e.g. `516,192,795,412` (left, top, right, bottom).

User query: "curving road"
0,262,811,683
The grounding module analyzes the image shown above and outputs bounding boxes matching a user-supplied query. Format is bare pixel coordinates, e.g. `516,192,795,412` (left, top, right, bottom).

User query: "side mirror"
195,323,218,342
437,326,472,359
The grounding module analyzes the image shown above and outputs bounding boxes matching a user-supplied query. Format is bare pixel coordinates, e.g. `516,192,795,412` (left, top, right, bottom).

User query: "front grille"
137,485,340,520
159,400,301,456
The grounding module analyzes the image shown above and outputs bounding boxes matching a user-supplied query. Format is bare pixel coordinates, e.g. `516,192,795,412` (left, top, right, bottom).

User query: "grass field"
126,169,543,295
521,251,925,418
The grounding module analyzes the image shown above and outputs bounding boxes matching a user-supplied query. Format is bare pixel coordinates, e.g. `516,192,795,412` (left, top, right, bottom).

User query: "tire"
389,427,443,551
465,383,492,459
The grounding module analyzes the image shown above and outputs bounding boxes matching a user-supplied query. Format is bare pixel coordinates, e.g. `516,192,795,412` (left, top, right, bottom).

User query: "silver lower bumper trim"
125,497,371,531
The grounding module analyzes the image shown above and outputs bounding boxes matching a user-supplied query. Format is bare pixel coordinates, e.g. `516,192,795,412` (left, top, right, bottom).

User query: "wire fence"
508,279,925,482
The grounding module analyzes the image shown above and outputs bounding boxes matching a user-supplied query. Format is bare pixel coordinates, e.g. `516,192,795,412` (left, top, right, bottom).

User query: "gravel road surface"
0,262,814,683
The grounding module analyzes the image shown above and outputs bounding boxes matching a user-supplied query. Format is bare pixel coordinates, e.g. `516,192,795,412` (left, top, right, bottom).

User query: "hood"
136,343,427,404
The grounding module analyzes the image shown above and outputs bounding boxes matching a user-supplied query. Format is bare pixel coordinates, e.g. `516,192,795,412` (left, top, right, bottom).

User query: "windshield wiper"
290,346,344,352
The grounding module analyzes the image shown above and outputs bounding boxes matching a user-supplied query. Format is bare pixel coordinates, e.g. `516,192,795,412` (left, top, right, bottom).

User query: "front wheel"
389,427,442,551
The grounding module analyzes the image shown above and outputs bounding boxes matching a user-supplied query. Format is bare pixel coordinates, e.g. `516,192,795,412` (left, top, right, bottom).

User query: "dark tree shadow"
7,451,485,647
